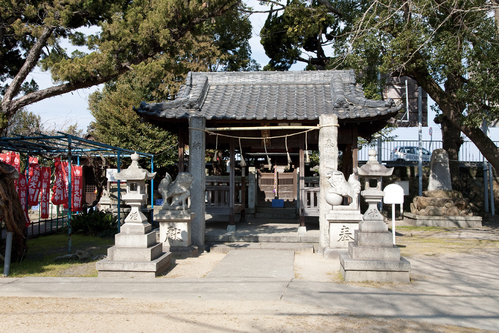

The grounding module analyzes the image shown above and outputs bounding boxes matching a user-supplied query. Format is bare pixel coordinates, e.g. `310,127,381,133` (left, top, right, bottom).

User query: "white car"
391,146,431,162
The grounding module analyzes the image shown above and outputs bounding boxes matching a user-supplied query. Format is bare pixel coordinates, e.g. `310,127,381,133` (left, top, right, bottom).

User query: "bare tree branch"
2,26,55,117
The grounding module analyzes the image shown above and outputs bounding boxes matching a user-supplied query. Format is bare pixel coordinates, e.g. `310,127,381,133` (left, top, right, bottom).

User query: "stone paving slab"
0,277,289,301
205,250,295,279
207,242,314,253
283,280,499,332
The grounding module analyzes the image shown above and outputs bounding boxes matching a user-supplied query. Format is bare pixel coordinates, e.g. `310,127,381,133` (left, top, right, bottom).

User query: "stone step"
255,213,297,219
256,207,297,215
207,242,316,253
205,232,319,244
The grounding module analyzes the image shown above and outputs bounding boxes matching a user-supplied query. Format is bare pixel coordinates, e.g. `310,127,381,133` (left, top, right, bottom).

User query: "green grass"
1,234,113,277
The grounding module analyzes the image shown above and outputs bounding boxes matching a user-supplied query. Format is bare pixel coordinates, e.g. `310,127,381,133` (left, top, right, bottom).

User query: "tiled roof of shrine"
134,70,402,123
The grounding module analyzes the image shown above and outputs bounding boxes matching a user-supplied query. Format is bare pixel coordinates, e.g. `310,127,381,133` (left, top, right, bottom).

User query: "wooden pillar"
240,164,247,222
299,139,305,227
178,129,185,173
343,144,353,177
352,125,359,171
229,139,236,227
353,146,359,170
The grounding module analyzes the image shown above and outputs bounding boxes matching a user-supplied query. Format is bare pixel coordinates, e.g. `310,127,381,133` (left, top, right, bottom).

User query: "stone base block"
159,221,192,247
323,248,347,259
348,242,401,261
297,226,307,235
107,243,163,262
404,213,482,228
339,252,411,283
121,222,152,234
163,245,199,258
359,221,388,233
340,266,410,283
115,231,157,248
355,231,393,247
96,252,172,278
227,225,236,232
329,222,358,248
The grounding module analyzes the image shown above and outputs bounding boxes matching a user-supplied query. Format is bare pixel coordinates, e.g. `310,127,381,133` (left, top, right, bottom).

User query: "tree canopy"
88,74,178,170
341,0,499,178
0,0,239,134
88,7,258,170
259,0,499,179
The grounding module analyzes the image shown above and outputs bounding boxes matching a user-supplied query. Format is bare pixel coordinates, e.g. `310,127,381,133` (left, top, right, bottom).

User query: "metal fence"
357,140,497,163
1,204,68,241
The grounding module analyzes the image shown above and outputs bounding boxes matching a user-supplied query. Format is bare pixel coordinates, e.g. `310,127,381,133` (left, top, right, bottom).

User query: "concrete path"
205,250,295,279
1,250,499,332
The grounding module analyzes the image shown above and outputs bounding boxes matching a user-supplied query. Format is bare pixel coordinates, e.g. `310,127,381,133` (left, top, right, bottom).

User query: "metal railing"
357,140,497,163
1,203,67,240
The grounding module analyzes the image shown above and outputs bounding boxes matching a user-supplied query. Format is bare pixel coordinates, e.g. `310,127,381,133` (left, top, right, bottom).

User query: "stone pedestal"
339,149,411,283
155,210,198,257
324,207,363,258
340,220,410,283
97,221,172,278
96,153,171,278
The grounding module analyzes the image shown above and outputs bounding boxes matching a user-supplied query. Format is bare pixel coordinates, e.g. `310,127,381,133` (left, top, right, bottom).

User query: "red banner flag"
40,167,51,219
51,158,68,205
18,173,30,226
28,162,42,206
71,166,83,212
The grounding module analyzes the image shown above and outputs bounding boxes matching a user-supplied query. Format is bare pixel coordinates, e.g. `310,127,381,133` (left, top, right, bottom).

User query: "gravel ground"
0,297,489,333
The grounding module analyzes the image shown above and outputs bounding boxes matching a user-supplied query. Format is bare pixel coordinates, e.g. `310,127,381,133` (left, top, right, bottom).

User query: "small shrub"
69,210,118,237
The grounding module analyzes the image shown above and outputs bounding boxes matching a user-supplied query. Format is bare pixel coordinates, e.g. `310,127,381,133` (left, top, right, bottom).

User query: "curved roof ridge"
134,70,402,127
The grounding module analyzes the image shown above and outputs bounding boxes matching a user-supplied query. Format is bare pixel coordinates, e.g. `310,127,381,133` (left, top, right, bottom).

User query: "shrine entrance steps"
205,217,320,253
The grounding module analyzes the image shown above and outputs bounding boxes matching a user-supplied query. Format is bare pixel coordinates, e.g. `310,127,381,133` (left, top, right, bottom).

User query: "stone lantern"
358,149,394,223
115,153,155,231
97,153,171,278
339,149,411,283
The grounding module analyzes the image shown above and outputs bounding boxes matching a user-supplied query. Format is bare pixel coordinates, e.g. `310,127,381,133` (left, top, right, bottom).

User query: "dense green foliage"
88,8,258,169
0,0,239,133
88,74,178,169
69,210,118,237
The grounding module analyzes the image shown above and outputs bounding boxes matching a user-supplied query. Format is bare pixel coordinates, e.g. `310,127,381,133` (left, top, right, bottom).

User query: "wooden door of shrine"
258,170,297,202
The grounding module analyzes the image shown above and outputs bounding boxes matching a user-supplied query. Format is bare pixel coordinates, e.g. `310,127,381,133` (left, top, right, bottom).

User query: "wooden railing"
205,176,245,214
301,177,320,216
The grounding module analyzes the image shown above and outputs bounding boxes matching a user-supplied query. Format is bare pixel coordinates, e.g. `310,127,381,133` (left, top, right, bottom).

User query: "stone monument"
340,149,411,283
406,149,481,227
323,170,363,258
154,172,198,257
96,153,172,277
428,149,452,191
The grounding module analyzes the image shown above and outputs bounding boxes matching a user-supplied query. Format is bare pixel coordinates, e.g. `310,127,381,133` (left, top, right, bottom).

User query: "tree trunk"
0,163,28,262
406,67,499,185
436,114,462,184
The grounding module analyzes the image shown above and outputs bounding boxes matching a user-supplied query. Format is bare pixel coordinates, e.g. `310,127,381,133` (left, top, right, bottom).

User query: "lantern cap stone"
358,149,394,177
114,152,156,181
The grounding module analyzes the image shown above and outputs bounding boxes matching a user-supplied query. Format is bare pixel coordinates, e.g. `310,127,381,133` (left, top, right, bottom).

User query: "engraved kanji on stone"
338,225,354,242
166,226,183,242
325,138,336,149
191,141,202,150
